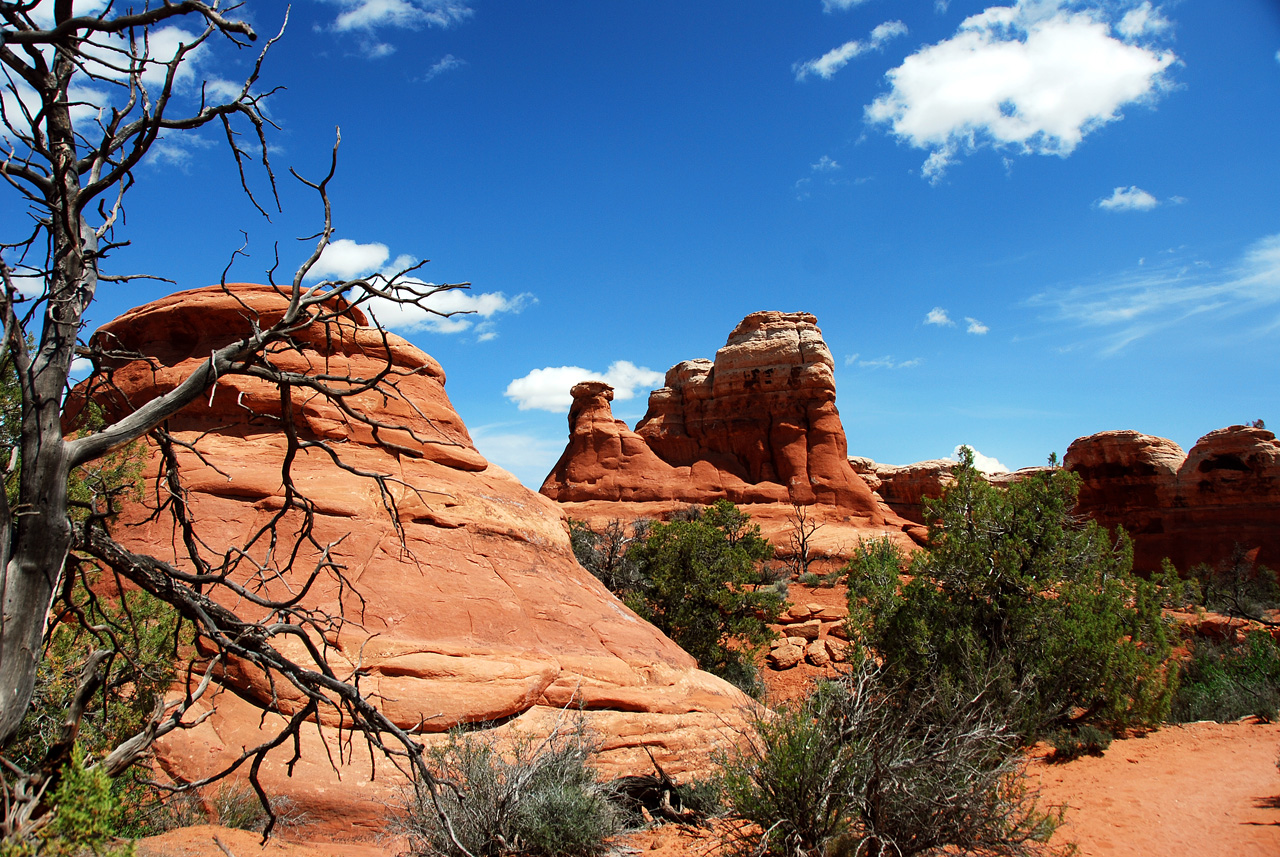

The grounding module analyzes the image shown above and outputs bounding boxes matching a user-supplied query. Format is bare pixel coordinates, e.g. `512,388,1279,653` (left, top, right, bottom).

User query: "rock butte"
81,285,753,839
540,311,921,551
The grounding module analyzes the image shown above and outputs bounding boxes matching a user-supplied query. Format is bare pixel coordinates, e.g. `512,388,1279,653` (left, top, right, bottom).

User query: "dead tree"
784,501,824,579
0,2,472,848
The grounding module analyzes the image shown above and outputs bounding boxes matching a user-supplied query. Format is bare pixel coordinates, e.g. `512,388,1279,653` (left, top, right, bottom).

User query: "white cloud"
300,239,529,337
795,20,908,81
1029,232,1280,353
326,0,474,32
812,155,841,172
367,287,532,336
866,1,1177,181
1116,2,1172,40
823,0,871,11
423,54,465,81
853,355,923,370
951,444,1009,474
925,306,954,326
965,317,990,334
3,264,46,299
1097,185,1158,211
307,238,392,281
504,361,665,413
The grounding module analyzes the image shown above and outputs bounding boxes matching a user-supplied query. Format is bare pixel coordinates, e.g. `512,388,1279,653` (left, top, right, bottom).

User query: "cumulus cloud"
1116,1,1172,39
307,238,393,280
965,317,990,334
367,288,532,335
925,306,954,326
504,362,665,413
1029,232,1280,353
812,155,841,172
866,1,1177,181
951,444,1009,474
795,20,909,81
1096,185,1159,211
301,238,529,337
325,0,473,32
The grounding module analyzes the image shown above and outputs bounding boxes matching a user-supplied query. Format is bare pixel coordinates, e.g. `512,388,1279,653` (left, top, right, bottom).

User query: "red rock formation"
634,312,877,509
84,285,752,838
848,458,955,524
1065,426,1280,572
541,312,916,553
848,456,1051,529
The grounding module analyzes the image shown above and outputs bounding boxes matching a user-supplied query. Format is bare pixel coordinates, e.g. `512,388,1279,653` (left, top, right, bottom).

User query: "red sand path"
1028,719,1280,857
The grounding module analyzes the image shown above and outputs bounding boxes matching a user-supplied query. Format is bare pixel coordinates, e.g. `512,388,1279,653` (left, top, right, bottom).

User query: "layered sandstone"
541,312,915,552
848,458,955,524
83,285,752,837
848,457,1052,525
1065,426,1280,572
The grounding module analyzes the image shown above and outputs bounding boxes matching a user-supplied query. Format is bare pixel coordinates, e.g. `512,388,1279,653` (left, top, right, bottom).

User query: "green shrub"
0,747,135,857
721,658,1064,857
1191,545,1280,623
397,722,621,857
845,449,1174,741
1048,725,1113,762
1171,631,1280,723
620,501,785,696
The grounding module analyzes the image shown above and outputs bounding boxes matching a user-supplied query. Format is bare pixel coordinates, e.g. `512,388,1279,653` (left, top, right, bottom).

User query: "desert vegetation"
720,657,1065,857
397,721,622,857
843,448,1176,745
571,501,786,697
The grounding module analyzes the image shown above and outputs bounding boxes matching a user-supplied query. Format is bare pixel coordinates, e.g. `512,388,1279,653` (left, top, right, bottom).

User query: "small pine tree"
844,448,1174,740
624,501,784,694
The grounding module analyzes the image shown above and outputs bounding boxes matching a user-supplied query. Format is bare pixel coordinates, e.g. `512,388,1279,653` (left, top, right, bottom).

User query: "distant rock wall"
1065,426,1280,573
84,285,754,837
848,426,1280,574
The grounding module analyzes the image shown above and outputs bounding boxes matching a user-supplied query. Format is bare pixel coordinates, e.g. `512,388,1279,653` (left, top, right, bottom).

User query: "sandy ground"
1028,719,1280,857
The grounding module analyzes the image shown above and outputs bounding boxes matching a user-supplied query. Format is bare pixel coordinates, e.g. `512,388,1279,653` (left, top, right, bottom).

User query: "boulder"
791,620,822,641
824,638,849,663
804,640,830,668
767,643,805,670
81,285,754,838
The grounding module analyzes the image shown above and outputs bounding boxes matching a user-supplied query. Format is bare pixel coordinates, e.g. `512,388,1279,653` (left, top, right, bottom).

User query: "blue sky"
11,0,1280,488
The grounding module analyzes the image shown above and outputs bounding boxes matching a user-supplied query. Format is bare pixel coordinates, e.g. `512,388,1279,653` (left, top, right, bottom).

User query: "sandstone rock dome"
83,285,752,837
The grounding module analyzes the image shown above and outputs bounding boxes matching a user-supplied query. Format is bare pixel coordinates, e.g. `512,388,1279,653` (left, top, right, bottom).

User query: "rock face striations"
1065,426,1280,573
83,285,752,836
540,312,915,549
